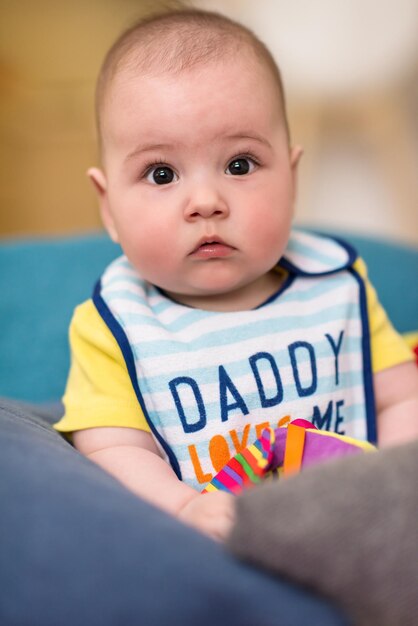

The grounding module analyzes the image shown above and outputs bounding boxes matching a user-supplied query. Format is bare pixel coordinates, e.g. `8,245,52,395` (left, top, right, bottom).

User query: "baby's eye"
146,165,178,185
226,157,256,176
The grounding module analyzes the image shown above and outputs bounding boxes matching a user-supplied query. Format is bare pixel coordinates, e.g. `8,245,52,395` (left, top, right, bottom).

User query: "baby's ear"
289,145,304,204
290,145,303,174
87,167,119,243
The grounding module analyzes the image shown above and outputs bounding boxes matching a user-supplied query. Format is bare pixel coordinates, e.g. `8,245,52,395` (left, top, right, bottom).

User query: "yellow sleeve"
53,299,150,434
353,258,414,373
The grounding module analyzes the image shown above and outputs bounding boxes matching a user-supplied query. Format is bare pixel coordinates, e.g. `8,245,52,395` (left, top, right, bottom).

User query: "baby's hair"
96,7,289,150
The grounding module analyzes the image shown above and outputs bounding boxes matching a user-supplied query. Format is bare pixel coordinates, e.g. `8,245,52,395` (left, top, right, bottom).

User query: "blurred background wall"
1,0,417,243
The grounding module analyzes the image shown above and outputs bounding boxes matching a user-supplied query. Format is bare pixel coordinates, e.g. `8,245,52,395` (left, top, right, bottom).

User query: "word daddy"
169,331,346,434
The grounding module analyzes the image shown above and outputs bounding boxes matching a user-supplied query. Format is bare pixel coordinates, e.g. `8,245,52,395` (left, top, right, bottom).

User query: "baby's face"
92,56,302,310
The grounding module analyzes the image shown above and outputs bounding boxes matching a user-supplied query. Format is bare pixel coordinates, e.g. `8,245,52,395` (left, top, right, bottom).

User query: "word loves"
167,331,349,484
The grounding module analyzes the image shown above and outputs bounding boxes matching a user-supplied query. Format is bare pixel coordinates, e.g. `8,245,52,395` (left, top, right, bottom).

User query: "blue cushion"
0,231,416,402
0,234,120,401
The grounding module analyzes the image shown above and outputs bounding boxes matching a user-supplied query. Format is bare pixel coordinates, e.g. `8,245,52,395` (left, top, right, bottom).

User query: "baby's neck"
165,269,286,312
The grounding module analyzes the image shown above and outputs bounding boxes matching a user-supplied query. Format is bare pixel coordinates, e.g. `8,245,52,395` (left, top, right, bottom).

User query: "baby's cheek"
121,230,156,268
255,217,290,254
128,232,179,285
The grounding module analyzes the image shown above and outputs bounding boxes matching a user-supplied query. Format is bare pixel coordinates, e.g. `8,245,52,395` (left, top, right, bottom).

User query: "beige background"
1,0,417,243
0,0,165,236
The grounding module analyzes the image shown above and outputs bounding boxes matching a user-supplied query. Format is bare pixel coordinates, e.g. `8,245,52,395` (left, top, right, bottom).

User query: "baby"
54,8,418,540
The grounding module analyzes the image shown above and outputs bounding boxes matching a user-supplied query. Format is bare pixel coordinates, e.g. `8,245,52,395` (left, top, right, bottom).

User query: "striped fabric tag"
202,427,276,494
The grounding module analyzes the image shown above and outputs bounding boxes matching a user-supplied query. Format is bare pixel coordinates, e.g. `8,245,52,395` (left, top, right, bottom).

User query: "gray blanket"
227,440,418,626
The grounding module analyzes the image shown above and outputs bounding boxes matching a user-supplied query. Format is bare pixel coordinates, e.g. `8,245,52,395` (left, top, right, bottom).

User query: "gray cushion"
227,441,418,626
0,399,347,626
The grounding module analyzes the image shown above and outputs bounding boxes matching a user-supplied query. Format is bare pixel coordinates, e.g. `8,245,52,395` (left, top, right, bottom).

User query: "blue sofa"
0,230,416,403
0,231,416,626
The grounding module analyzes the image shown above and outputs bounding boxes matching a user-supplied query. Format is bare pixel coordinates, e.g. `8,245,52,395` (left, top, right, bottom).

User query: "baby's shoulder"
70,299,112,345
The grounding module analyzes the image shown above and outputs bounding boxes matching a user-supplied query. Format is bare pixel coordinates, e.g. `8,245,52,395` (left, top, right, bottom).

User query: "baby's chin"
163,279,277,312
158,275,245,300
161,287,230,306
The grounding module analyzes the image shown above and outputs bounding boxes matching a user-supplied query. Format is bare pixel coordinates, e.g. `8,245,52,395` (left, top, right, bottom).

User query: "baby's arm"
73,427,233,540
375,360,418,447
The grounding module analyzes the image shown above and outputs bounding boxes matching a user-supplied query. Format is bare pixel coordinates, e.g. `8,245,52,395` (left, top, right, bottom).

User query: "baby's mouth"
190,237,235,259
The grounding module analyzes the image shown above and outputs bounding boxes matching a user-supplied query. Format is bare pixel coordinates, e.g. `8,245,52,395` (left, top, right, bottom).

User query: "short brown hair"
96,7,289,148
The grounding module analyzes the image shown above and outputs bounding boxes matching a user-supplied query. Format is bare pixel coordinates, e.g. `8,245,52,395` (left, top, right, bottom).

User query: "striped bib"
94,230,376,490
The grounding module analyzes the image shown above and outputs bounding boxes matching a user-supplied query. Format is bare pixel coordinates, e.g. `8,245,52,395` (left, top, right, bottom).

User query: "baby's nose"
184,186,229,221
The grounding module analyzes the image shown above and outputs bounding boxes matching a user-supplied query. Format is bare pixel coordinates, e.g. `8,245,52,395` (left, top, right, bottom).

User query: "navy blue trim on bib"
348,267,377,443
257,272,296,309
326,234,359,267
279,232,358,277
92,280,182,479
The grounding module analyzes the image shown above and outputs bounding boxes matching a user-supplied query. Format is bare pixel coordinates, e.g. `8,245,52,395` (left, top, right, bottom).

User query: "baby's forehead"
102,60,286,146
105,51,283,117
97,27,289,153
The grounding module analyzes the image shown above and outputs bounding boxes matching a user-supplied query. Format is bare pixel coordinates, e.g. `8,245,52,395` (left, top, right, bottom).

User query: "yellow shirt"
54,258,413,434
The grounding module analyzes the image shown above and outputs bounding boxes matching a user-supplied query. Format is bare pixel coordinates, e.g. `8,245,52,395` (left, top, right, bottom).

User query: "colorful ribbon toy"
202,419,375,495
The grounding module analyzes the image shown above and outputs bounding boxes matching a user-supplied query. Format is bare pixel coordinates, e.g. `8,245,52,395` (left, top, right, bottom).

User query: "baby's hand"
178,491,235,542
